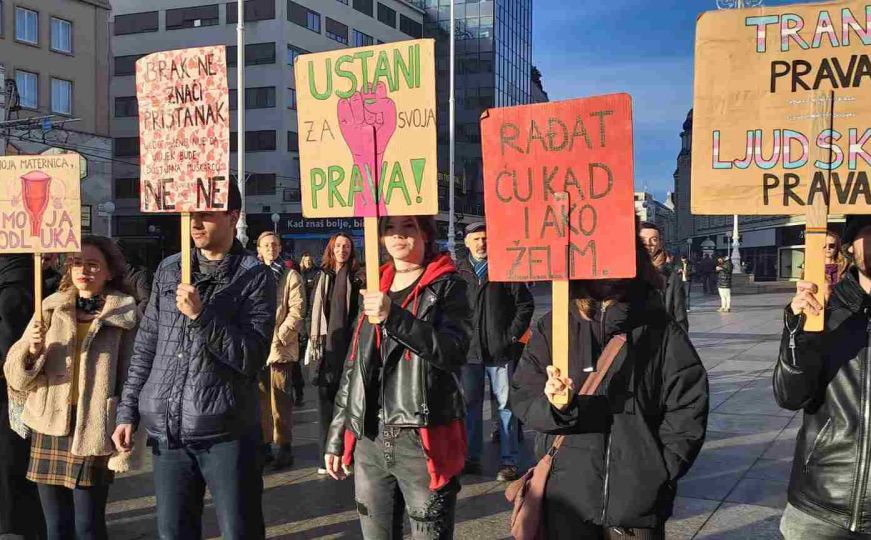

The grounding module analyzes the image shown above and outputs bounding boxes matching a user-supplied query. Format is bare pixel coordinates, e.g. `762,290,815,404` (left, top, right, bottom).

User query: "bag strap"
547,333,627,456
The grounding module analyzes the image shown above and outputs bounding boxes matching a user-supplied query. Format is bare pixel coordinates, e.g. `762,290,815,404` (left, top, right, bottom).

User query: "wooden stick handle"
551,279,570,405
33,253,43,324
181,213,192,285
364,216,380,325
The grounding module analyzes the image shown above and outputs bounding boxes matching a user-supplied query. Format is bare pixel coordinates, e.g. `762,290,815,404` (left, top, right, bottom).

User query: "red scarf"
342,253,467,490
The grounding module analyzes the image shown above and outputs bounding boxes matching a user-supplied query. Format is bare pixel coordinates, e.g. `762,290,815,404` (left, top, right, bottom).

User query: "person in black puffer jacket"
114,181,276,539
774,215,871,539
510,235,708,539
716,257,733,312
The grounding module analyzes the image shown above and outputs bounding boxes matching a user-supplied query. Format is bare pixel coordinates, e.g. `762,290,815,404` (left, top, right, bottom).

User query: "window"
15,70,37,109
166,5,219,29
325,18,347,44
288,1,319,33
226,42,275,66
399,14,421,38
15,7,37,44
352,0,373,17
287,44,308,69
286,88,296,109
114,96,138,117
287,131,299,152
226,0,275,23
114,137,140,158
50,17,72,53
228,86,275,110
352,30,373,47
115,178,139,199
50,78,72,114
229,130,276,152
247,173,276,196
377,3,395,27
114,54,144,76
114,11,158,35
335,0,348,4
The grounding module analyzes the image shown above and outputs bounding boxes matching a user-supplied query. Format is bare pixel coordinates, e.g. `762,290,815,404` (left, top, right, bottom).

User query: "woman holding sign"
4,236,139,540
510,236,708,539
323,216,471,539
306,233,364,474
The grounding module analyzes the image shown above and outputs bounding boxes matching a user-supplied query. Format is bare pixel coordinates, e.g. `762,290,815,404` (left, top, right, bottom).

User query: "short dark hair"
227,178,242,212
639,221,660,233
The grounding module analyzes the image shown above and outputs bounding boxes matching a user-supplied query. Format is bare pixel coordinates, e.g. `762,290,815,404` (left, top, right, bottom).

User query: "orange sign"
481,94,637,282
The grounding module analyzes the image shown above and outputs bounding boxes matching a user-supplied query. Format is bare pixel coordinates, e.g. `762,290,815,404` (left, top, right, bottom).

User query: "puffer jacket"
5,290,140,472
117,241,276,447
661,264,688,331
717,260,733,289
774,269,871,533
510,292,708,530
325,255,471,455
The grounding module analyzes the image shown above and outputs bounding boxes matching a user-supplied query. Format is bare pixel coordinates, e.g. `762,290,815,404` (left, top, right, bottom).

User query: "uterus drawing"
21,170,52,236
337,82,397,217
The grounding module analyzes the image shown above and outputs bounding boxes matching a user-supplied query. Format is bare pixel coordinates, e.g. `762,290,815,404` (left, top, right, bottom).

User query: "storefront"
246,213,364,263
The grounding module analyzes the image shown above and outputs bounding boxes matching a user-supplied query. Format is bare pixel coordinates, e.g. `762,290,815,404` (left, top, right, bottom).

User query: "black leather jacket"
774,270,871,533
325,272,471,455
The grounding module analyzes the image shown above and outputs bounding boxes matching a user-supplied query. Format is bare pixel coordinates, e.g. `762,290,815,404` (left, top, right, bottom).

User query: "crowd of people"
0,177,867,539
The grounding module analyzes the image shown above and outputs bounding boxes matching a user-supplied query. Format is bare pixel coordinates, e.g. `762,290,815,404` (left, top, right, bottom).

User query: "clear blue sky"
532,0,815,202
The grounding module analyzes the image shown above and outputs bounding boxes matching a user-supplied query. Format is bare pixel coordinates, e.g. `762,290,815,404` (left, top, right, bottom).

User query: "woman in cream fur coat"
5,235,140,540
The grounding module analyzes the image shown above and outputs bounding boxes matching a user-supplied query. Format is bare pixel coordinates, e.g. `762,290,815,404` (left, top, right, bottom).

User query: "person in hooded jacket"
510,234,709,539
0,255,46,539
774,215,871,539
639,222,688,331
323,215,471,540
306,233,364,474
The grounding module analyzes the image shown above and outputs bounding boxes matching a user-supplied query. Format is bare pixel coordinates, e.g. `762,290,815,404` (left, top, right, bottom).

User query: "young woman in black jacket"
510,236,709,539
324,216,471,540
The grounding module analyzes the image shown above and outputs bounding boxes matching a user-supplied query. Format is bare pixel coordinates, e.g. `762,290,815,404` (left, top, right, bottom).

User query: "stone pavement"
105,286,798,539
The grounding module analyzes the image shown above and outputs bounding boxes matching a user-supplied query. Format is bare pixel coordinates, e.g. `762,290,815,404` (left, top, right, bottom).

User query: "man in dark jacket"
0,256,45,539
774,215,871,539
114,181,276,539
640,222,688,330
457,222,534,481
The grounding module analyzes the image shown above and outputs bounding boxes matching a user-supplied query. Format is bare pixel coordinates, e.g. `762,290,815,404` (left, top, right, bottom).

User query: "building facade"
109,0,424,262
0,0,113,236
634,191,677,254
672,108,845,282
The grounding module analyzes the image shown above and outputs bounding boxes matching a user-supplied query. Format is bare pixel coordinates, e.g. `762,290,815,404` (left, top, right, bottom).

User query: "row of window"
12,70,72,114
114,130,301,157
113,87,296,116
5,5,73,54
114,1,420,38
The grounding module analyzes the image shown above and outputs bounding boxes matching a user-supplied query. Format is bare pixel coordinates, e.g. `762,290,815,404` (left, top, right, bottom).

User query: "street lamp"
271,212,281,234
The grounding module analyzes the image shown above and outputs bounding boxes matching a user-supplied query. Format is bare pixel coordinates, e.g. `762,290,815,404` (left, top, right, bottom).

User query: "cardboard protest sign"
0,154,81,253
136,45,230,213
693,0,871,215
294,39,437,218
481,94,637,282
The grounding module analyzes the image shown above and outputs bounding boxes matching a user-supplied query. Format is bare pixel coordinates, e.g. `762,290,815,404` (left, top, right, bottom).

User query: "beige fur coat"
4,289,141,472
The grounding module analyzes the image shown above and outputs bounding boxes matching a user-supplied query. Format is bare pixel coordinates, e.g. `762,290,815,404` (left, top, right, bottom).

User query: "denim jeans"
461,362,519,466
37,483,108,540
150,433,265,540
354,426,460,540
780,503,861,539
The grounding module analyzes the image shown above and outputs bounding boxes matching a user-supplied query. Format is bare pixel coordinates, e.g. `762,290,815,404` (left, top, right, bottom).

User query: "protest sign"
693,0,871,215
481,94,636,282
0,154,81,321
136,45,230,283
294,39,437,219
481,94,636,398
0,154,81,253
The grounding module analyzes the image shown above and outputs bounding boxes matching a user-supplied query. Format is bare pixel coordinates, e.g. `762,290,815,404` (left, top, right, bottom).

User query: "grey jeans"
780,503,871,539
354,425,461,540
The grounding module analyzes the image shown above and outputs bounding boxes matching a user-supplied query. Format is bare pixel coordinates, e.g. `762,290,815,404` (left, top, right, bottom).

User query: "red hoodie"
342,253,467,491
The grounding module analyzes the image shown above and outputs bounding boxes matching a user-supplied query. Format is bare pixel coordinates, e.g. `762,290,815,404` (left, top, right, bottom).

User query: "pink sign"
136,46,230,213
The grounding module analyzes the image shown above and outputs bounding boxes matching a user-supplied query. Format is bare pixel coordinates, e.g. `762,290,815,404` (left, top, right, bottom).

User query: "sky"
532,0,816,203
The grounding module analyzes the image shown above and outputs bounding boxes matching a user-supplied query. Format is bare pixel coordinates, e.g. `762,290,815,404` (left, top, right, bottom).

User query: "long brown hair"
59,235,134,296
321,232,360,272
378,215,440,264
571,226,665,320
827,229,850,280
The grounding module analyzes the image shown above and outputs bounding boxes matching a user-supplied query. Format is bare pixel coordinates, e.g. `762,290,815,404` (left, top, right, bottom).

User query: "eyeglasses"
68,259,101,273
